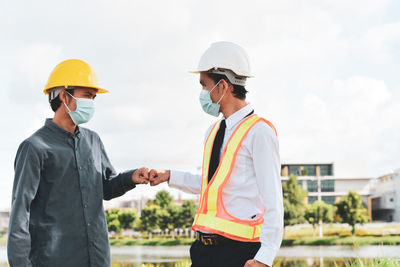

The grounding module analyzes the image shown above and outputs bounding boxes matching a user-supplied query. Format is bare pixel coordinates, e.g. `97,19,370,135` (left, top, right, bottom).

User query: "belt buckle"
202,236,214,246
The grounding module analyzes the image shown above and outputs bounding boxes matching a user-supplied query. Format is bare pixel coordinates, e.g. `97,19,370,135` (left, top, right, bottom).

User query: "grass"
283,224,400,239
335,257,400,267
108,235,400,247
281,235,400,247
137,261,191,267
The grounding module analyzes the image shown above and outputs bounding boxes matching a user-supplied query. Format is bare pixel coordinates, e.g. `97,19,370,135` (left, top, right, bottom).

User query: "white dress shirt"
169,104,284,266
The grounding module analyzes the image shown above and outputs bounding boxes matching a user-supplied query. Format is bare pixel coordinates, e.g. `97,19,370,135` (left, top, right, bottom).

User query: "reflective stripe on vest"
192,114,277,242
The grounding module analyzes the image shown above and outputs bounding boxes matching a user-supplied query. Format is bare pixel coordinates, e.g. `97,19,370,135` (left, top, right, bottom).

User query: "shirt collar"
223,104,254,130
45,118,81,138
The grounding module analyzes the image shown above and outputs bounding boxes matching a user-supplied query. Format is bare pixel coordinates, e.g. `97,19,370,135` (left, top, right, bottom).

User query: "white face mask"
199,80,225,117
64,91,95,125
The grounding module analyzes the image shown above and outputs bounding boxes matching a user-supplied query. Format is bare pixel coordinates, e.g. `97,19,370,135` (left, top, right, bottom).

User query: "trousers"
190,239,261,267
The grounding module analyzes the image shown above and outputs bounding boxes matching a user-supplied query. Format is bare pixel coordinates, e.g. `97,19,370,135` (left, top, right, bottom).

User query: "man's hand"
132,167,150,184
149,169,170,186
244,259,269,267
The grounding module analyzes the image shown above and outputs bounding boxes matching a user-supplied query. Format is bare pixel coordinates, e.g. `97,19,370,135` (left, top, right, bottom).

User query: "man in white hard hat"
149,42,284,267
8,59,150,267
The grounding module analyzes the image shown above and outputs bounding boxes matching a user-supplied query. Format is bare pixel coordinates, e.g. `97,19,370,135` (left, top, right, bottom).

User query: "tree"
305,201,335,237
282,175,307,226
118,209,138,229
106,208,121,233
179,200,198,229
335,190,370,235
140,204,161,238
154,190,173,209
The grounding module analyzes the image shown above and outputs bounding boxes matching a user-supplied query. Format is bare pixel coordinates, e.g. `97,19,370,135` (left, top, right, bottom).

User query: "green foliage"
282,175,307,226
140,204,161,232
107,191,198,235
305,201,335,226
179,200,198,228
281,235,400,247
155,190,174,209
336,257,400,267
118,209,138,229
106,208,138,232
106,208,121,233
107,219,121,233
335,190,370,235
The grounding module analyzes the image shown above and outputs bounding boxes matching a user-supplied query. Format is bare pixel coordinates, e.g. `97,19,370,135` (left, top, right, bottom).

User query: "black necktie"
208,119,226,182
207,110,254,182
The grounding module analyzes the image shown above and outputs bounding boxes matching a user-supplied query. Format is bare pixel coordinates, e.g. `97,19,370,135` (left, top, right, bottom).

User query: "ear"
220,79,230,92
221,79,233,95
59,90,67,104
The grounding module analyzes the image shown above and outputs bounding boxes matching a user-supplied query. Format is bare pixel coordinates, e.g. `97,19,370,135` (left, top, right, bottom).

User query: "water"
1,245,399,266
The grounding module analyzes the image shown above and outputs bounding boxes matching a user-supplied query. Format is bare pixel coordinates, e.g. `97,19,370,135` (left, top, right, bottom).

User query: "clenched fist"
132,167,150,184
149,169,170,186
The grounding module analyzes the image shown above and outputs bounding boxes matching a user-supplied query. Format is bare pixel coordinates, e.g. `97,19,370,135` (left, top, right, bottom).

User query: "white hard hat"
191,41,253,86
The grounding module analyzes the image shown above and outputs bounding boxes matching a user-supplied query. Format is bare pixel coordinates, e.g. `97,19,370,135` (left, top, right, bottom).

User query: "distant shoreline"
108,236,400,247
1,235,399,248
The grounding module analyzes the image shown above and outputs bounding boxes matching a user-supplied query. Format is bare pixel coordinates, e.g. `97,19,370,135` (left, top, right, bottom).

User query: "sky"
0,0,399,209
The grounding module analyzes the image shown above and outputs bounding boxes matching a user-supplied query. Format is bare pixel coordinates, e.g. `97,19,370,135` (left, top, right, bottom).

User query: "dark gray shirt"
8,119,136,267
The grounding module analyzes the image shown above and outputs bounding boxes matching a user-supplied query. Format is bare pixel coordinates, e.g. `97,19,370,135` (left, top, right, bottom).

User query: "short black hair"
206,73,248,100
49,88,75,112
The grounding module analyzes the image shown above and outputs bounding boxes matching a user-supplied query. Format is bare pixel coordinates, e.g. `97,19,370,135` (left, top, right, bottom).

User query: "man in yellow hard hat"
149,42,284,267
7,59,150,267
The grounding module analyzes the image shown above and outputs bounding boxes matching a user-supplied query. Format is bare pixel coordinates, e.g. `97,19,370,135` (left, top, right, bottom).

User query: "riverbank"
108,235,400,247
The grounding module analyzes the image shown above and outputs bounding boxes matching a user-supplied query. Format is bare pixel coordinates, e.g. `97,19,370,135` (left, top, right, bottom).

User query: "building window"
322,196,336,204
319,164,333,176
307,180,318,192
321,180,335,192
298,180,303,187
303,165,316,176
288,165,301,176
308,196,318,204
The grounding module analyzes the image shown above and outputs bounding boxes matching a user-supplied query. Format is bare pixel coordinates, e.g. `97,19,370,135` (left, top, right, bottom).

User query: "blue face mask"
199,80,225,117
64,91,95,125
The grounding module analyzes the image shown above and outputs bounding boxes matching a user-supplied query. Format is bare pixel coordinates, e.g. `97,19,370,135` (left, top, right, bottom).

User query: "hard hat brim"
43,86,109,95
189,69,254,78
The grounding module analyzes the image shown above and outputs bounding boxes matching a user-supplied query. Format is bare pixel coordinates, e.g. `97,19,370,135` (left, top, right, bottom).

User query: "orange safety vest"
192,114,277,242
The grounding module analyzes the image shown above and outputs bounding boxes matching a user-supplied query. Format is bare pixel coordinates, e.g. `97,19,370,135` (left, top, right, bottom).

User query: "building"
370,169,400,222
281,163,372,216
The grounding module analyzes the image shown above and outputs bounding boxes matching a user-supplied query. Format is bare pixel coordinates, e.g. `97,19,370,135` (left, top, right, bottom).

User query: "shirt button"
79,166,82,170
87,223,91,226
84,204,88,208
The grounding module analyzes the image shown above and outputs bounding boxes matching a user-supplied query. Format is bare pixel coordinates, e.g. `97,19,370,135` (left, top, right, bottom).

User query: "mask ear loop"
63,90,76,113
216,80,227,104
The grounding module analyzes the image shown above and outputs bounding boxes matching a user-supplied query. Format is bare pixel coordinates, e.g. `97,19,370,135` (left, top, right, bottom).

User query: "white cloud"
0,0,399,208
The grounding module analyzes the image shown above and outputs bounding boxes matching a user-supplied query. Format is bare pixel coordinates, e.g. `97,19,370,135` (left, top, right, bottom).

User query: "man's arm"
8,141,41,267
99,139,149,200
149,169,202,194
248,124,284,267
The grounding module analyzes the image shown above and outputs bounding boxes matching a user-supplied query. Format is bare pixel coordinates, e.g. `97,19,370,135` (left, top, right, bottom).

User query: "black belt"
196,232,236,246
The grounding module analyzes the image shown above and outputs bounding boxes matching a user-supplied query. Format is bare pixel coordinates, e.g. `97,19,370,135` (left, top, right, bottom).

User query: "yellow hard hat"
43,59,109,94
